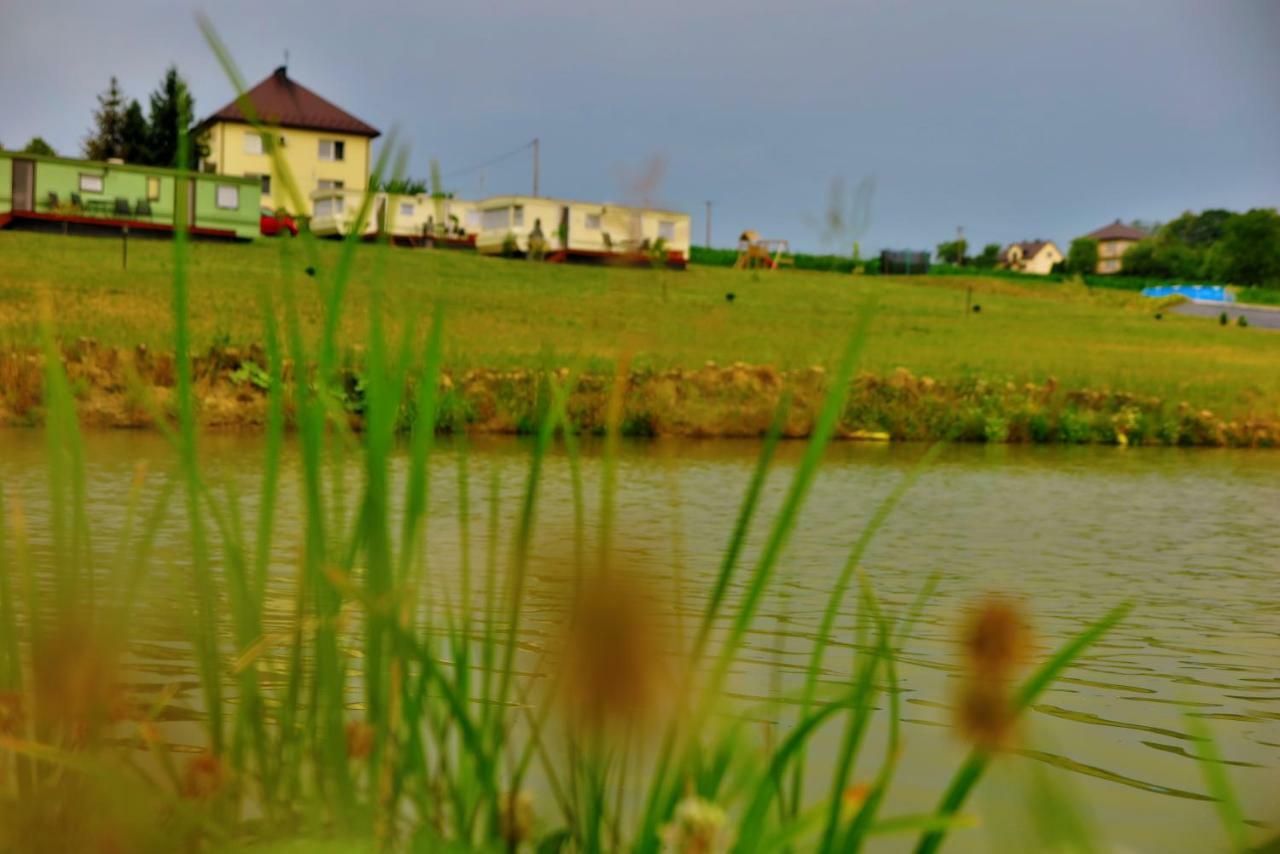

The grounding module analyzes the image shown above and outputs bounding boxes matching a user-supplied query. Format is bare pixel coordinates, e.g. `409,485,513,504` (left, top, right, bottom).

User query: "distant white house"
1001,240,1063,275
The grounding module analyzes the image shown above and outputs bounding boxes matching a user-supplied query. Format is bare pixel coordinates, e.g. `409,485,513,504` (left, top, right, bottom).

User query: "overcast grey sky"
2,0,1277,253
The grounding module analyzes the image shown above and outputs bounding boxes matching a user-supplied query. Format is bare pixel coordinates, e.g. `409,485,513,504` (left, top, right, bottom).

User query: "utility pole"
705,200,712,247
532,137,540,197
957,225,965,266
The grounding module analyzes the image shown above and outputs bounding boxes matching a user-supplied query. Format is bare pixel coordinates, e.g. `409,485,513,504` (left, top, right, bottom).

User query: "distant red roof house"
1083,220,1148,242
1081,219,1149,273
199,66,380,138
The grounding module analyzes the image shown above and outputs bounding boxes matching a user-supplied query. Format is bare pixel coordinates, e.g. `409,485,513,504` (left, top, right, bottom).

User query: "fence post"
122,225,129,270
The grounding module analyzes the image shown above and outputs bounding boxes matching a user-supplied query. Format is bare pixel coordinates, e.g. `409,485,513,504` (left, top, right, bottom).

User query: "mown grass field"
2,230,1277,418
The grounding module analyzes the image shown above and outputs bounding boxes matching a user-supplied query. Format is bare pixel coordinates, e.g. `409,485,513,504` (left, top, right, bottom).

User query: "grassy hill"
1,230,1277,421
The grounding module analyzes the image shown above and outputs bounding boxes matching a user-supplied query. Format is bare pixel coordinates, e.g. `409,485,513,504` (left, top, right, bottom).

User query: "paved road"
1172,301,1280,330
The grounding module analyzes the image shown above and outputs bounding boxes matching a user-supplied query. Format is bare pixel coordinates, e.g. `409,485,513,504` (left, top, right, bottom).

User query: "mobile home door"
11,159,35,212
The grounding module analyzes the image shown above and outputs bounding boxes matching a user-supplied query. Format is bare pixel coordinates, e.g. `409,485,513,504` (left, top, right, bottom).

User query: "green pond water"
1,430,1277,851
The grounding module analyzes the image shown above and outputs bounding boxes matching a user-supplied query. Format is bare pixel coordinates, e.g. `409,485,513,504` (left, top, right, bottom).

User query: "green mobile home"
0,151,259,240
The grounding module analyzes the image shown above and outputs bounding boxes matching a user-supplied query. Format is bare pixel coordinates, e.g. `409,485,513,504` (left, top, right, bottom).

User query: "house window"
215,184,240,210
584,213,601,230
658,220,676,241
513,205,524,227
481,208,510,231
243,133,264,155
399,202,415,217
146,176,161,201
318,139,345,161
79,174,104,193
317,179,344,190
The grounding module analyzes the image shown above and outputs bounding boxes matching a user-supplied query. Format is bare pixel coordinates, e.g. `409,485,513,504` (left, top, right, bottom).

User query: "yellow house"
1082,220,1148,274
196,66,380,217
1000,240,1063,275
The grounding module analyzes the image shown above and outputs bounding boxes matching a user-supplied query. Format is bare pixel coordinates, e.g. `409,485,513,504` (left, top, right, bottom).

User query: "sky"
2,0,1277,254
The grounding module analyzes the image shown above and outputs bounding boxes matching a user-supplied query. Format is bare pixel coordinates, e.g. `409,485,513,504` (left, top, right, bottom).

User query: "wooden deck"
0,209,241,240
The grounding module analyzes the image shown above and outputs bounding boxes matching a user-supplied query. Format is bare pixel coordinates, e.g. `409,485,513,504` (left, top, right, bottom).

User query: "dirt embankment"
1,342,1276,447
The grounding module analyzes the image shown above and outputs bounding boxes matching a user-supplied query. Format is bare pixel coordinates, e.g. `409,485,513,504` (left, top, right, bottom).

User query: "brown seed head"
32,621,123,745
499,790,535,847
0,692,22,737
954,595,1034,750
181,751,227,800
346,720,375,760
556,569,673,733
961,595,1031,679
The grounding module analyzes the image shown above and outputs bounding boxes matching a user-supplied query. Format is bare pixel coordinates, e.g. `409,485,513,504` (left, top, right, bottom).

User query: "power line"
443,139,537,179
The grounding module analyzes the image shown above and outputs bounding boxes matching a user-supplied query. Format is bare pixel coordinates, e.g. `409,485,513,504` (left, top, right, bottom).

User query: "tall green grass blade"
792,442,942,811
1184,712,1248,852
171,124,225,756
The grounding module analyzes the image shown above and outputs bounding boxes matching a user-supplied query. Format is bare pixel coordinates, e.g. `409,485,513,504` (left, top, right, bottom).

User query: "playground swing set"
733,229,793,270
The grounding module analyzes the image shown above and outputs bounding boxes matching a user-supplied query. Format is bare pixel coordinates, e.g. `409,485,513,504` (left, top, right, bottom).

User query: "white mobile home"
310,188,479,246
473,196,690,267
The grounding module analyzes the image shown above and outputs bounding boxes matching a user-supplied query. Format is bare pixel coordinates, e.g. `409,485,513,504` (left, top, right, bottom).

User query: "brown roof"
200,67,380,138
1083,219,1147,242
1003,240,1055,259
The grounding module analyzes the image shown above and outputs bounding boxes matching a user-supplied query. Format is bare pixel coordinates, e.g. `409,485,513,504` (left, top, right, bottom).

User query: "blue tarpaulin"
1141,284,1234,303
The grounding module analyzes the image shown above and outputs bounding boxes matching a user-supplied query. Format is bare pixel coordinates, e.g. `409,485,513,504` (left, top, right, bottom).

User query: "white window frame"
318,139,346,162
658,220,676,241
215,184,240,210
79,173,104,193
399,202,415,217
243,133,264,155
317,179,345,191
512,205,524,227
146,176,161,201
584,213,601,230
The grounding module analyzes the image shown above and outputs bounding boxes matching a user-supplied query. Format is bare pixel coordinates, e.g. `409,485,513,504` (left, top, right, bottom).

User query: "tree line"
1106,208,1280,288
0,66,203,169
936,208,1280,287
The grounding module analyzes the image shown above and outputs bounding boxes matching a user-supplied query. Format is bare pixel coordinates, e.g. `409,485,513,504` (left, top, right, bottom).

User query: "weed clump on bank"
1,344,1275,447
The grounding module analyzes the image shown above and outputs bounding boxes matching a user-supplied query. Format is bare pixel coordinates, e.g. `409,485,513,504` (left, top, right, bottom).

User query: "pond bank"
2,342,1276,446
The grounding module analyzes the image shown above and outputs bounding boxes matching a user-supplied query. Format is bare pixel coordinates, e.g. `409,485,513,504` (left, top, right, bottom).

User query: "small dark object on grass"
972,304,982,313
1219,311,1229,326
725,292,735,303
1154,313,1162,320
305,266,317,277
1237,315,1249,328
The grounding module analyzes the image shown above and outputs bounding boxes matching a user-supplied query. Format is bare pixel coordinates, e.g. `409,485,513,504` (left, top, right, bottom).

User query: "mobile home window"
215,184,240,210
658,220,676,241
243,133,264,155
146,176,161,201
399,202,415,217
584,213,601,230
481,208,510,231
79,174,104,193
466,210,481,228
512,205,524,227
318,139,346,161
315,198,333,217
